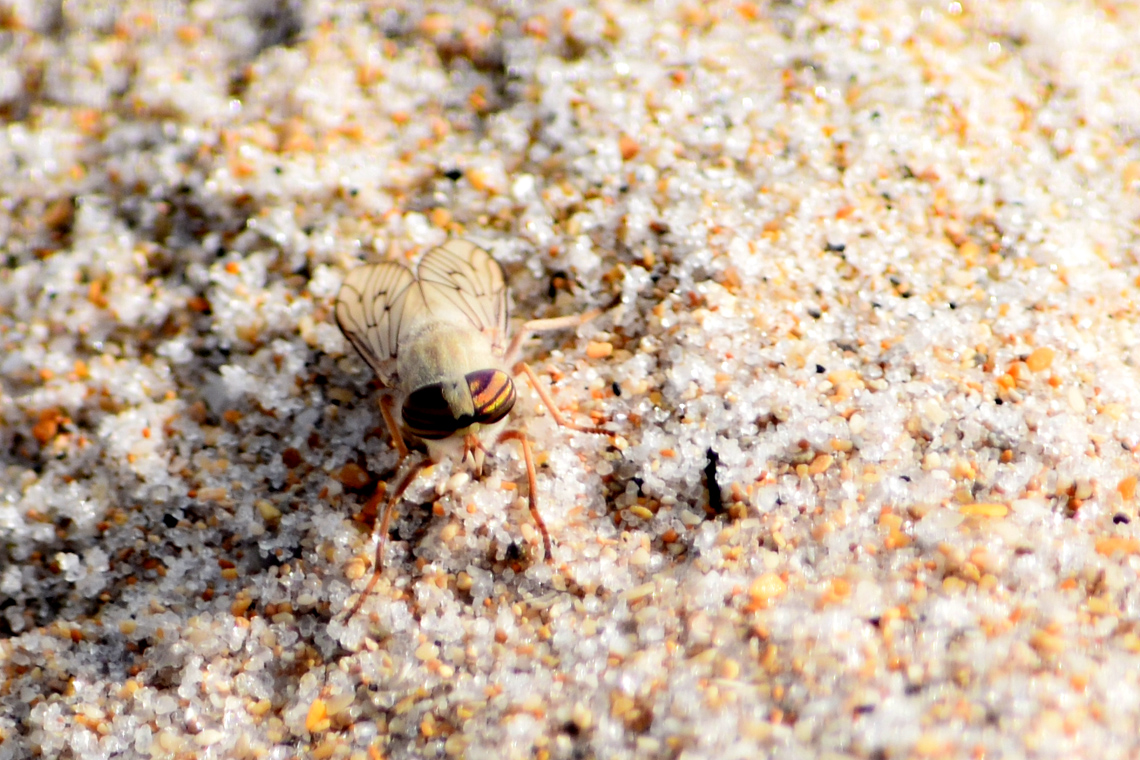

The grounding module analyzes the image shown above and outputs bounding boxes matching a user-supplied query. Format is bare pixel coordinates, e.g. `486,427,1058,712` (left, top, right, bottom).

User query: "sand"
3,1,1140,758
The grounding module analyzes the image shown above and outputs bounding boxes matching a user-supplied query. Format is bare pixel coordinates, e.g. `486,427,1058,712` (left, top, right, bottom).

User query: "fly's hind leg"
343,390,413,622
504,309,603,365
504,317,617,564
343,455,431,622
506,307,614,435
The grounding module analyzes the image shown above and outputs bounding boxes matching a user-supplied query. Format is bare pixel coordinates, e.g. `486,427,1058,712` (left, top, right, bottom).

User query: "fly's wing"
412,239,509,352
335,261,417,386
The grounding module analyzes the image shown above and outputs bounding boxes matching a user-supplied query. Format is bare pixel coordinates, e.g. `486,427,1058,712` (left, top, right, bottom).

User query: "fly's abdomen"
403,369,516,440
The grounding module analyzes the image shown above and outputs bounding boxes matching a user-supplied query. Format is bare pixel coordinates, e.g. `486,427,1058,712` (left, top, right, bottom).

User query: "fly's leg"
503,309,603,365
505,306,614,434
507,361,614,570
344,455,431,622
497,429,552,564
344,389,411,621
379,392,409,459
514,362,610,436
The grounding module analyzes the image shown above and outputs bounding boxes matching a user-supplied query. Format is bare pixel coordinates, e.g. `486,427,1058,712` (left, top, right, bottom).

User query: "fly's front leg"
344,455,431,622
347,389,411,618
378,391,409,459
497,429,553,564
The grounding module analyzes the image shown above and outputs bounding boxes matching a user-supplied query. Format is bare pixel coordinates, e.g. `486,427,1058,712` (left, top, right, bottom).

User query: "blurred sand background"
3,1,1140,758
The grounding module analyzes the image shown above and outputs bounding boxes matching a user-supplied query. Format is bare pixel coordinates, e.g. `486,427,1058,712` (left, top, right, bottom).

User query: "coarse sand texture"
2,2,1140,759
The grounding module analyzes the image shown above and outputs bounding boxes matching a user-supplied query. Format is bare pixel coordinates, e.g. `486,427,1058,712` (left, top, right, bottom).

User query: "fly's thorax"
395,322,500,390
397,322,516,441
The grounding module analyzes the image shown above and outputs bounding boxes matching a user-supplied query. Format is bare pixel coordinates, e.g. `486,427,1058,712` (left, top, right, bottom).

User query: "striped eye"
465,369,515,426
402,385,458,440
402,370,515,440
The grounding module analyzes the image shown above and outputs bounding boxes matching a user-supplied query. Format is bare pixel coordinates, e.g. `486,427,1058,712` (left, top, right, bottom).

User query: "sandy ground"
3,1,1140,758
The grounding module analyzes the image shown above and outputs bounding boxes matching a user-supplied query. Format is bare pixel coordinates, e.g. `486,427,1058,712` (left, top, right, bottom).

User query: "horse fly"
334,239,608,619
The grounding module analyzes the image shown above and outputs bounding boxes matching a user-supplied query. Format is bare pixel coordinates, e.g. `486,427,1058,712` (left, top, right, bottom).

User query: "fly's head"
402,368,516,440
402,368,516,471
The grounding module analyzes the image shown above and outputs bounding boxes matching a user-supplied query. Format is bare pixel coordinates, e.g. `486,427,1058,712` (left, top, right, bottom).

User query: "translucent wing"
411,239,509,350
335,261,416,386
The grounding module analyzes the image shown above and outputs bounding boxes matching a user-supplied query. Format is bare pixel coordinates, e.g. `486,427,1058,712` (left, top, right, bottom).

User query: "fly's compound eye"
402,370,515,440
402,385,457,440
465,369,515,426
